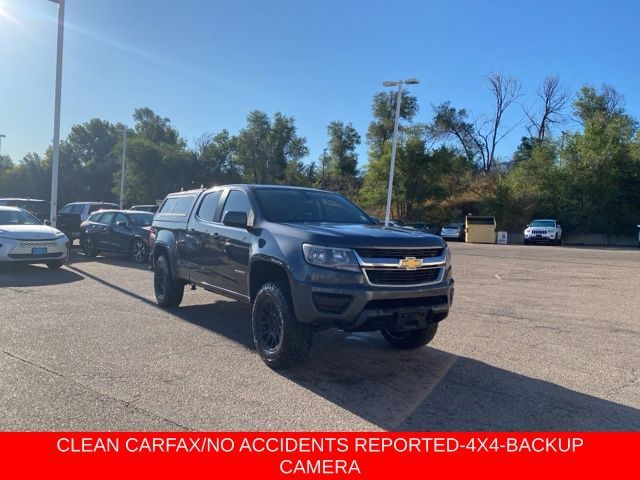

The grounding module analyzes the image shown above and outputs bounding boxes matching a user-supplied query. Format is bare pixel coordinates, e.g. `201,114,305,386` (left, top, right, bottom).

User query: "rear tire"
252,281,312,369
46,260,65,269
381,323,439,349
154,255,184,308
130,238,148,263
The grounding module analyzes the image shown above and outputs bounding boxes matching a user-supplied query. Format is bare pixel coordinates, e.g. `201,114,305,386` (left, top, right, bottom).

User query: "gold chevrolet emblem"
398,256,422,270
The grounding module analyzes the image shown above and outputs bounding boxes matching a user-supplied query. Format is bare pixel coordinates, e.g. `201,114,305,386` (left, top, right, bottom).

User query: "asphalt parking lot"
1,242,639,431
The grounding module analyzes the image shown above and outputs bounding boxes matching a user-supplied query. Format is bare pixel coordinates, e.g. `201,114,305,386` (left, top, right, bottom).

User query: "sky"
1,0,639,166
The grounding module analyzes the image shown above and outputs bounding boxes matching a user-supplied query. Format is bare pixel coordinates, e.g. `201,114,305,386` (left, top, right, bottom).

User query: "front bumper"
525,234,556,242
0,237,69,264
289,264,454,332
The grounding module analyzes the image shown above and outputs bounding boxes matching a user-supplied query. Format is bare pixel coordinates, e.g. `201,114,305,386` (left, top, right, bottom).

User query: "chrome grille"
19,240,58,248
356,247,444,259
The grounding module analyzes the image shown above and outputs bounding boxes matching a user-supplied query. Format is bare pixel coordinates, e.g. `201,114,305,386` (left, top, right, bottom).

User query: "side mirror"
222,211,248,229
116,221,128,229
44,219,52,226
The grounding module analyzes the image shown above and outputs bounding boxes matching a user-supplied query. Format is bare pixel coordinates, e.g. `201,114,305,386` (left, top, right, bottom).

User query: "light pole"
119,128,127,208
49,0,65,227
0,134,5,156
382,77,419,226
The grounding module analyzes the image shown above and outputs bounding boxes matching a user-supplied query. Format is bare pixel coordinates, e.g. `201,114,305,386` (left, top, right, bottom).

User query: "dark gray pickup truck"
150,185,454,368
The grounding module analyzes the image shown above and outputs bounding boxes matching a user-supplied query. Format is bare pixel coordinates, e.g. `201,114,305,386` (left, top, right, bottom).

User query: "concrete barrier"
503,231,637,247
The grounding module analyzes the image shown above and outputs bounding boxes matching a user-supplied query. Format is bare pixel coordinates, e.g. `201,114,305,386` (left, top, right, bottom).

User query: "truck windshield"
530,220,555,227
254,188,374,224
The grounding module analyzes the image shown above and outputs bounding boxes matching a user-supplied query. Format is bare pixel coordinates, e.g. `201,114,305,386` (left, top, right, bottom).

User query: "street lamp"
49,0,65,227
382,78,419,226
0,134,5,156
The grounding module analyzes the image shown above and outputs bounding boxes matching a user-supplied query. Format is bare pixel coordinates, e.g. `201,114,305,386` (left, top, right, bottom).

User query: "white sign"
497,231,508,245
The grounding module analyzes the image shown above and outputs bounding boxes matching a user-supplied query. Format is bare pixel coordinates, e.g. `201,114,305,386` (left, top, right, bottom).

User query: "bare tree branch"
524,75,571,141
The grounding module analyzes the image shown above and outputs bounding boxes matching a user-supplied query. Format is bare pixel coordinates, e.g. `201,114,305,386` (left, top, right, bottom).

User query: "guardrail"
506,232,637,246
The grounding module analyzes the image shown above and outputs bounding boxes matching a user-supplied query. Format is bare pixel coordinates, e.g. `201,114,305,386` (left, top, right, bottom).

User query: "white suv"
524,219,563,245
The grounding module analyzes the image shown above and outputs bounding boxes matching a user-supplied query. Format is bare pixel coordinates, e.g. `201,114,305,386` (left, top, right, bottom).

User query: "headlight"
302,244,360,272
55,231,66,238
445,246,452,269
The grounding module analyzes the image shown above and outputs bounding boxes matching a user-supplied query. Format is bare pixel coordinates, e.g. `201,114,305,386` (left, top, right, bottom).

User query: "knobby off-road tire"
251,281,313,369
381,323,439,349
154,255,184,308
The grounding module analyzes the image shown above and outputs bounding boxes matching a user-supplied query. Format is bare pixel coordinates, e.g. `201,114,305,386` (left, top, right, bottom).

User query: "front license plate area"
395,309,430,331
32,247,48,255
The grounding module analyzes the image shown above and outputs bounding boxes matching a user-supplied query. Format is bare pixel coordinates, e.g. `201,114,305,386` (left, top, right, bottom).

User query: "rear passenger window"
197,191,222,222
71,204,85,215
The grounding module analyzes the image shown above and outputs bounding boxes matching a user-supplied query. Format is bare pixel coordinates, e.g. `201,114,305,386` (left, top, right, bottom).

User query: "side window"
158,198,178,214
59,205,73,214
196,191,222,222
113,213,127,225
100,212,115,225
173,196,195,215
221,190,251,220
71,204,85,215
89,213,103,223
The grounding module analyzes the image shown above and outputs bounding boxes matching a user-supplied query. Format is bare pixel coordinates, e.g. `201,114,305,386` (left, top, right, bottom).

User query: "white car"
0,207,69,268
524,219,563,245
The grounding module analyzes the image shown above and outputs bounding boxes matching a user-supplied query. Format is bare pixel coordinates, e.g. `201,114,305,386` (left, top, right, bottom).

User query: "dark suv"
150,185,454,368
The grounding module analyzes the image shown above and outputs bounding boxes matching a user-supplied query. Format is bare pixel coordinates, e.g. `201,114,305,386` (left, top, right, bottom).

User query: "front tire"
82,237,99,257
46,260,65,269
130,238,148,263
252,282,312,369
381,323,439,349
154,255,184,308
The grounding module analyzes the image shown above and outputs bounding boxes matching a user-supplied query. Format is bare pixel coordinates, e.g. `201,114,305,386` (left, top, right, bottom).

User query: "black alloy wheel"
130,239,148,263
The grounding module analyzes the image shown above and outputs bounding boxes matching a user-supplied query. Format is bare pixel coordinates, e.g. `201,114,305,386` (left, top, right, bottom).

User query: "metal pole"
119,128,127,208
384,81,403,226
49,0,65,227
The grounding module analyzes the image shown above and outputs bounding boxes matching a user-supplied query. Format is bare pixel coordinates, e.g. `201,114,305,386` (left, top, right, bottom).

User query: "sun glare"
0,3,21,26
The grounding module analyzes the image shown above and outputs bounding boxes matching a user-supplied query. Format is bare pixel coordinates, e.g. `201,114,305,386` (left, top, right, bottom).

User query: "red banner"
1,432,637,478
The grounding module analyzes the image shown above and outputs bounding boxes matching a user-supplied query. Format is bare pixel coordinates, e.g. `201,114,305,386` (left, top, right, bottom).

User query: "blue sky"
1,0,639,166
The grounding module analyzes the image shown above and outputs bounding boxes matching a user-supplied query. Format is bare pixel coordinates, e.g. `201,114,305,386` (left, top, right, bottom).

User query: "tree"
432,102,479,166
524,75,571,142
193,130,242,186
65,118,123,202
235,111,308,184
319,121,361,195
432,73,522,171
133,107,183,146
366,90,418,155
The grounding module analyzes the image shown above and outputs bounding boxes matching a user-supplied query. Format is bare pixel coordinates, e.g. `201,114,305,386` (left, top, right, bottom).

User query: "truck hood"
0,224,63,240
273,222,445,248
